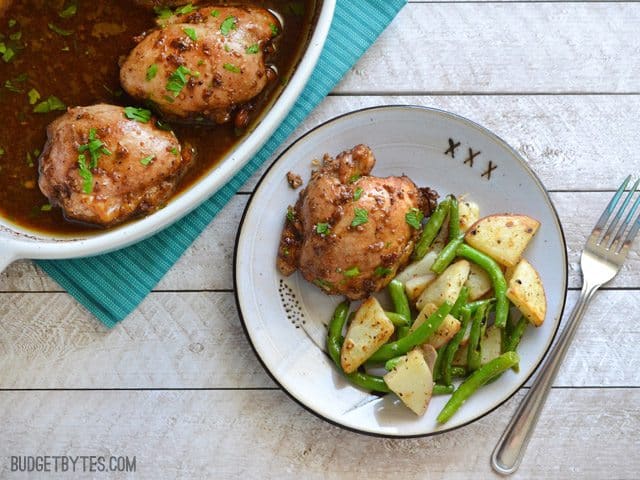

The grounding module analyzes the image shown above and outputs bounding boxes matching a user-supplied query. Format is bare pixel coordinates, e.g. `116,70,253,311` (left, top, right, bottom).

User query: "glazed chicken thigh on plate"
120,6,281,126
278,145,437,300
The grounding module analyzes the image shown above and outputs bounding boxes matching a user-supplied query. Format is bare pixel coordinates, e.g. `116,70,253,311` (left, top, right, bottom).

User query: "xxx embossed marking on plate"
234,105,567,437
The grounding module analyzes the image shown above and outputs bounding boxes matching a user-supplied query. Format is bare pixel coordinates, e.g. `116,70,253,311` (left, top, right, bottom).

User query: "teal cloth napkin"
38,0,407,328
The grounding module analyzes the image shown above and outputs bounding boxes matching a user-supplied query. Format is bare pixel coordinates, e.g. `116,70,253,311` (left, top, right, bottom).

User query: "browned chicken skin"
38,104,192,227
278,145,438,300
120,6,280,125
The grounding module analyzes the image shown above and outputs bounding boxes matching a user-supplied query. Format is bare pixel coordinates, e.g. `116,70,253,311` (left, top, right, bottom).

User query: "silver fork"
491,176,640,475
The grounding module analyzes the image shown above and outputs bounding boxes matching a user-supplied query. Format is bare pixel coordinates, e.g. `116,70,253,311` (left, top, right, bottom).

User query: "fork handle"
491,281,599,475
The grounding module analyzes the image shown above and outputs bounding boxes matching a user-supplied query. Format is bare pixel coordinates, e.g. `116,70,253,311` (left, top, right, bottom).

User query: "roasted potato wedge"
506,258,547,327
341,297,395,373
416,260,470,311
458,198,480,232
405,274,436,303
410,302,461,349
480,326,503,364
383,349,433,415
395,250,439,285
465,214,540,267
465,262,493,301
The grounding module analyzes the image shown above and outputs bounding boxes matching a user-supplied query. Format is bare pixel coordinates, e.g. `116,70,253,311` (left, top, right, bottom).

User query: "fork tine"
604,177,640,248
612,187,640,253
618,197,640,254
592,175,631,240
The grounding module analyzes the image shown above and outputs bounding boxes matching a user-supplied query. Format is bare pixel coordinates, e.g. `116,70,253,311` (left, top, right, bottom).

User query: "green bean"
368,302,453,363
433,384,454,395
384,311,410,327
456,243,509,329
450,286,470,319
396,326,410,339
448,195,460,241
464,298,496,314
413,199,451,260
442,307,471,385
432,347,445,382
388,279,411,324
466,303,488,372
451,366,467,378
384,355,406,371
431,234,465,274
437,352,520,424
505,314,528,373
505,314,528,353
327,301,390,393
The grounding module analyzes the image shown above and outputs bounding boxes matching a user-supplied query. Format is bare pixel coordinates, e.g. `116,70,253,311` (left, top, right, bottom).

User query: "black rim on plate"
232,105,568,438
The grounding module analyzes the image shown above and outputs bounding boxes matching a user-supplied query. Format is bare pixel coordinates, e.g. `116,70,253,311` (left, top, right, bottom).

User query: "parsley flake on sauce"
76,129,111,194
175,4,196,15
48,23,74,36
166,65,195,97
28,89,41,105
353,187,364,201
58,3,77,19
343,266,360,278
211,10,220,18
269,23,279,37
245,43,260,54
315,222,330,235
374,266,392,277
124,106,152,123
351,207,369,227
33,96,66,113
146,64,158,81
405,208,424,229
183,27,197,42
223,63,240,73
220,16,237,36
140,155,155,166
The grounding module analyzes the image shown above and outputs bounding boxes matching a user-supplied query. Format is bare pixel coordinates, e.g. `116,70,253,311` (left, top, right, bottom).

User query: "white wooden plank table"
1,2,639,478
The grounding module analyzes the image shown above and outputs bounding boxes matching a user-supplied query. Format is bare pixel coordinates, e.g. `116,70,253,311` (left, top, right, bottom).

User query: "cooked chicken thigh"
120,6,280,125
38,104,191,227
278,145,438,300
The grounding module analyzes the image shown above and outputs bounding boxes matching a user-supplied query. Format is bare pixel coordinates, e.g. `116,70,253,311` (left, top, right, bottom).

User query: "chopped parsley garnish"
353,187,364,201
4,79,23,93
220,16,237,36
8,19,16,28
28,89,41,105
76,128,111,194
170,147,179,156
9,31,21,41
1,45,15,63
351,207,369,227
211,9,220,18
183,27,197,42
269,23,279,37
40,204,53,212
245,43,260,54
146,64,158,81
286,208,295,222
344,266,360,278
154,6,173,19
315,222,330,235
175,4,196,14
405,208,424,229
313,278,334,290
77,154,92,194
140,155,155,166
124,106,152,123
348,173,361,184
0,147,4,156
223,63,240,73
374,266,392,277
48,23,74,36
33,96,66,113
224,44,231,53
165,65,195,97
26,152,34,167
59,3,77,18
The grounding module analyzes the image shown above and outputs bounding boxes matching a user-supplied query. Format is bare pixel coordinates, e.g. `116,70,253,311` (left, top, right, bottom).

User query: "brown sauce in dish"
0,0,316,234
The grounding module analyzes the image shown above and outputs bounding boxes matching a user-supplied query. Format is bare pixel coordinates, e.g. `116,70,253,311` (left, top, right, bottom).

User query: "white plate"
234,106,567,437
